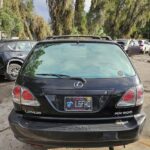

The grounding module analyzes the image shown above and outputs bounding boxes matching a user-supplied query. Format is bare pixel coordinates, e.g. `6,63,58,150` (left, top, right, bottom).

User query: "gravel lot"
0,54,150,150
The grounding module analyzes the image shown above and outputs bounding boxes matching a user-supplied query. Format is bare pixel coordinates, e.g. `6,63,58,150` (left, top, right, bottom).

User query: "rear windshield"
22,42,135,78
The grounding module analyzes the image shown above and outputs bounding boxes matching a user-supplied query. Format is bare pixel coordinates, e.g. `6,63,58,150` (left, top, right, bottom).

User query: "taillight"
136,85,144,106
12,86,21,104
22,89,34,100
12,85,40,106
116,85,144,108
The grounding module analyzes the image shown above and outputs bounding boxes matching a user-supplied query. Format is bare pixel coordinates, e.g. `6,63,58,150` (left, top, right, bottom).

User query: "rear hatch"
17,76,140,118
15,41,141,118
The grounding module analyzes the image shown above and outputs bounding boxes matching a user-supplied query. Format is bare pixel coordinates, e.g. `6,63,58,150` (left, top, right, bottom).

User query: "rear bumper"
9,110,146,148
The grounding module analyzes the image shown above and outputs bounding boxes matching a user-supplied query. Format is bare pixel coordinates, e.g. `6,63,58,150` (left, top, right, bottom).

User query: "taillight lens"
116,85,144,108
117,88,136,108
12,86,21,104
22,89,34,100
12,85,40,106
136,85,144,106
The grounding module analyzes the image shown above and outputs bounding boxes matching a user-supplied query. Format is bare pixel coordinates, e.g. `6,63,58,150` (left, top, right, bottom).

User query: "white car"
117,39,141,56
138,40,150,54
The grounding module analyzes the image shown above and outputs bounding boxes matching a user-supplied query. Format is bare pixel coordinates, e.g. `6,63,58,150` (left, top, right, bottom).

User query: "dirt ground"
0,54,150,150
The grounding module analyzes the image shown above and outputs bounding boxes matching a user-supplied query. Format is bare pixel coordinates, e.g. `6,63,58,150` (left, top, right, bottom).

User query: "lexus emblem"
74,81,84,88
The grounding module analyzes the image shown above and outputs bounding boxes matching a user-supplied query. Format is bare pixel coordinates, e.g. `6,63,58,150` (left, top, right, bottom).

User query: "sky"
33,0,50,21
33,0,91,22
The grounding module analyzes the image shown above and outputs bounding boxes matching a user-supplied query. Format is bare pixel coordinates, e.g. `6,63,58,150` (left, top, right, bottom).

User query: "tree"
74,0,87,34
0,9,23,37
138,21,150,40
30,15,51,40
47,0,74,35
1,0,51,40
87,0,106,35
104,0,150,38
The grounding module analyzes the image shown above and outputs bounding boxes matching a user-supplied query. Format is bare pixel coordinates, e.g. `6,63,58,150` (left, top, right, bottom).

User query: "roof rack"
46,35,112,40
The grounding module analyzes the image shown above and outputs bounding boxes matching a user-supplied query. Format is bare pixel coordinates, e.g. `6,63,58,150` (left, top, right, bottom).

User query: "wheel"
144,48,148,54
109,147,114,150
148,49,150,56
6,63,21,81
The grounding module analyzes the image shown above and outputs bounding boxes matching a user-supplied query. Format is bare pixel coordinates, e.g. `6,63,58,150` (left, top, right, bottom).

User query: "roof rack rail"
100,36,112,40
46,35,112,40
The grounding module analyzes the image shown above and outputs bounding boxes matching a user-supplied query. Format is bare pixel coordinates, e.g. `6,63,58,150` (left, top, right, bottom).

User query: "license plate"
64,96,93,112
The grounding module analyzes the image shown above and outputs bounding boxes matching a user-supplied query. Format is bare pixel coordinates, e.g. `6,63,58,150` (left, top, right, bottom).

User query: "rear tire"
6,63,21,81
109,147,114,150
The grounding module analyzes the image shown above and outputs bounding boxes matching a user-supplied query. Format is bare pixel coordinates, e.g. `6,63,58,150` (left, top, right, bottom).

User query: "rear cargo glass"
23,42,135,78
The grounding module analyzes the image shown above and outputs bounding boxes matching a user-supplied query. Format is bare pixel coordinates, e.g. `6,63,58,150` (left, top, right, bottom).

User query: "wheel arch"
6,59,24,74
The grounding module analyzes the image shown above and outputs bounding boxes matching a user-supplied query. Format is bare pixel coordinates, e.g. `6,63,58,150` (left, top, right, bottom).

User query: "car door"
127,40,141,55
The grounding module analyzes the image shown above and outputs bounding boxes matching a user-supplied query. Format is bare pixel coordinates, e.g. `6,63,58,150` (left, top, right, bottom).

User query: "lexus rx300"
9,36,146,149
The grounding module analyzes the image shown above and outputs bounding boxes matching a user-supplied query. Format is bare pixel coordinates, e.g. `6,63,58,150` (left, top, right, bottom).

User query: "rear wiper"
36,73,86,83
36,73,70,78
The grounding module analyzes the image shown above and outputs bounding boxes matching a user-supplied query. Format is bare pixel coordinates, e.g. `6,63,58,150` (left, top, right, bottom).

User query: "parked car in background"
9,36,145,150
138,40,150,54
116,39,129,50
117,39,141,56
149,50,150,56
0,40,36,80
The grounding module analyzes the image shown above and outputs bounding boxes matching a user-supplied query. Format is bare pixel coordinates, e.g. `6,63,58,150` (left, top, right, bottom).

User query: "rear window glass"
0,42,16,51
23,43,135,78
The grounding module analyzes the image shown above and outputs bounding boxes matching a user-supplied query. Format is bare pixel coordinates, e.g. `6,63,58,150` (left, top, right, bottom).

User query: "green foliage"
1,0,149,39
0,9,23,36
74,0,87,34
138,21,150,39
0,10,14,34
87,0,106,35
104,0,150,38
47,0,149,39
30,15,51,40
47,0,74,35
1,0,51,40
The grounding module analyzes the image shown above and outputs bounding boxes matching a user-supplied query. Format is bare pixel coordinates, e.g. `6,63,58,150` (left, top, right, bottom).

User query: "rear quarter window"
0,42,16,51
22,42,135,78
15,41,32,51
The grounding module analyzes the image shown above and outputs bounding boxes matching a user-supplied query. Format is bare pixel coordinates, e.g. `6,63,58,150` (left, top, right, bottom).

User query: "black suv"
9,36,145,150
0,40,36,80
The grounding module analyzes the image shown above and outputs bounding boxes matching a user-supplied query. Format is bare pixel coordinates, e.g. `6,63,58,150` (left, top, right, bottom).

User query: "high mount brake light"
116,85,144,108
12,85,40,106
